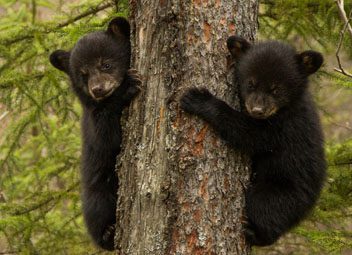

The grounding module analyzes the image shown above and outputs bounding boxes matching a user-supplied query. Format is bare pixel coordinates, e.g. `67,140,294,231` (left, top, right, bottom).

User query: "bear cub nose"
92,86,107,98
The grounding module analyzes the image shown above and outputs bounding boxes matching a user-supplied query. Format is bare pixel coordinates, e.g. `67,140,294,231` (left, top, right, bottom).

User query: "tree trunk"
115,1,258,254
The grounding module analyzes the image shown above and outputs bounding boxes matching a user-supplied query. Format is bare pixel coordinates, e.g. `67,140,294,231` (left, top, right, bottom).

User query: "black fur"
49,17,140,251
180,36,326,246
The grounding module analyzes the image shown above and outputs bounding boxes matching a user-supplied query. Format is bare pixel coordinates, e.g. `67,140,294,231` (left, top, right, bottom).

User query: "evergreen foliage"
0,1,127,254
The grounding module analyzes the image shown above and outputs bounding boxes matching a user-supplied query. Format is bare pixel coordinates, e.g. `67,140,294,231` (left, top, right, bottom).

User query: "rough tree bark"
115,1,258,254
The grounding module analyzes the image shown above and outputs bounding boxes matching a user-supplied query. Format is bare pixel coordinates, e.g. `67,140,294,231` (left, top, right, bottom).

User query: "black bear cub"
49,17,140,251
180,36,326,246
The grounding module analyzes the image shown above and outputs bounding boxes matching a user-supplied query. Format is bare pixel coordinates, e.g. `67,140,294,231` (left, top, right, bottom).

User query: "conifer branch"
11,182,78,216
4,1,114,46
334,7,352,78
56,2,114,29
335,0,352,38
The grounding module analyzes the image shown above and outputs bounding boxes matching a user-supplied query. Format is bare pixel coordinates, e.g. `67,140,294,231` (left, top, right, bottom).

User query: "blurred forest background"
0,0,351,254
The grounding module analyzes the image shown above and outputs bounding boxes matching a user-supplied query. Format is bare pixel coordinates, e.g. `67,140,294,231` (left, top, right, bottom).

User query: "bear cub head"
50,17,130,101
227,36,323,119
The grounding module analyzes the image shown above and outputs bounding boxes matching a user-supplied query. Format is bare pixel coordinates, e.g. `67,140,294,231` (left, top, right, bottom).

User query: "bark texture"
115,1,258,254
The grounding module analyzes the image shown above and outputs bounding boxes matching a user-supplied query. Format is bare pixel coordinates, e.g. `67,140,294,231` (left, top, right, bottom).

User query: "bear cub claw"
125,68,142,100
100,224,115,251
102,224,115,242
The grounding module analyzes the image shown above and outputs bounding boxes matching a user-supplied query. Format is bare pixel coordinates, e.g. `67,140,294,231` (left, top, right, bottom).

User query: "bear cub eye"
271,88,278,95
101,63,112,71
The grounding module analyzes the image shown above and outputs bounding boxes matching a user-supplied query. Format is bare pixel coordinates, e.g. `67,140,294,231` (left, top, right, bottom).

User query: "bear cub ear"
296,50,323,75
107,17,130,38
49,50,71,74
227,35,252,59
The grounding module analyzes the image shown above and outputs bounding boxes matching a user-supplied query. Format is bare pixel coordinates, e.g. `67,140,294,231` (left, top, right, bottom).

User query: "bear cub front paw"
180,88,214,115
125,68,142,100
